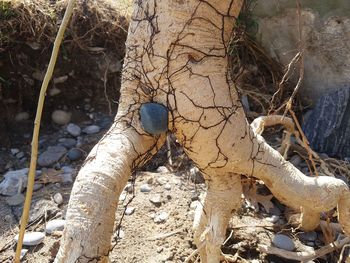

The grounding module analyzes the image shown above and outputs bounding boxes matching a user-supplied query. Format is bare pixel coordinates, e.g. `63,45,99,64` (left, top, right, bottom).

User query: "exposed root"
258,236,350,262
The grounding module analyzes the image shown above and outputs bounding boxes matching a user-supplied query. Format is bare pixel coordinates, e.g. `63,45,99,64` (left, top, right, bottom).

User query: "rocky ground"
0,106,349,262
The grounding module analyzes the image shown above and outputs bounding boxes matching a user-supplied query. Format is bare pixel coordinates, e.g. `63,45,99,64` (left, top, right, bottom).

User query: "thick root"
194,174,242,263
54,122,164,263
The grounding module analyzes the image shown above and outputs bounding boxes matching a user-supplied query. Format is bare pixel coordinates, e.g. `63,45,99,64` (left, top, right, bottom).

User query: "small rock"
51,110,72,125
140,103,168,135
82,125,100,135
66,123,81,137
15,112,30,122
190,192,199,201
6,193,25,206
156,166,169,173
20,249,28,260
190,201,200,210
53,193,63,205
14,232,45,246
300,231,317,242
157,247,163,253
125,207,135,215
58,138,77,148
117,229,125,239
189,167,205,183
164,184,172,191
140,184,152,193
266,215,280,223
32,71,45,81
10,148,20,155
154,211,169,223
38,146,67,167
149,194,162,206
67,148,83,161
16,151,25,159
53,75,68,84
49,87,61,96
46,219,66,234
272,234,295,251
119,192,127,201
124,183,134,193
0,168,29,196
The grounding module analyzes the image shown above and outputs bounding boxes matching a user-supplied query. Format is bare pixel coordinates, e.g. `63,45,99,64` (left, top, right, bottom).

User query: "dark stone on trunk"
302,87,350,159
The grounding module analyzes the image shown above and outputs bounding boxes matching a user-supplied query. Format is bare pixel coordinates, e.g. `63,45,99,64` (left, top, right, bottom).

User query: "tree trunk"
55,0,350,262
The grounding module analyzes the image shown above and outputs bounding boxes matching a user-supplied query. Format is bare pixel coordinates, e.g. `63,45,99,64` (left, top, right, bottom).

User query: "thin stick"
14,1,76,262
258,237,350,262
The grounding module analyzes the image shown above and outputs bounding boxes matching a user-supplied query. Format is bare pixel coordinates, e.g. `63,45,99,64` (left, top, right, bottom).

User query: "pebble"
58,138,77,148
164,184,172,191
66,123,81,137
51,110,72,125
140,184,152,193
53,193,63,205
0,168,29,196
38,145,67,167
49,87,61,96
190,201,200,210
14,232,45,246
15,112,30,122
119,192,127,201
300,231,317,242
189,167,204,183
67,148,83,161
53,75,68,84
10,148,20,155
45,219,66,234
20,249,28,260
140,103,168,135
125,207,135,215
154,211,169,223
117,229,125,239
156,166,169,173
149,194,162,206
82,125,100,135
266,215,280,223
16,151,25,159
124,183,134,193
272,234,295,251
6,193,25,206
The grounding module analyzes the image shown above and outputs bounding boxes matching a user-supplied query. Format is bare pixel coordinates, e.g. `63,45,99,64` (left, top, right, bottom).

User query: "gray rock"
15,112,30,122
82,125,100,135
11,148,20,155
140,184,152,193
303,87,350,158
119,192,127,201
300,231,317,242
38,146,67,167
6,193,25,206
15,232,45,246
12,199,59,223
67,148,83,161
189,167,205,183
125,207,135,215
58,138,77,148
20,249,28,260
51,110,71,125
164,184,172,191
45,219,66,234
53,193,63,205
272,234,295,251
15,152,25,159
33,183,43,191
156,166,169,173
66,123,81,137
266,215,280,223
154,211,169,223
149,194,162,206
0,168,29,196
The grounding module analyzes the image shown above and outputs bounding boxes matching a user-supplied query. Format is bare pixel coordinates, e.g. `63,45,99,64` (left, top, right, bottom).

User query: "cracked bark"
55,1,350,262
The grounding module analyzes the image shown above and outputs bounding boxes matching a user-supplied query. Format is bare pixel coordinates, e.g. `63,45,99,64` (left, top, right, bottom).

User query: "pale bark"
55,0,350,262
